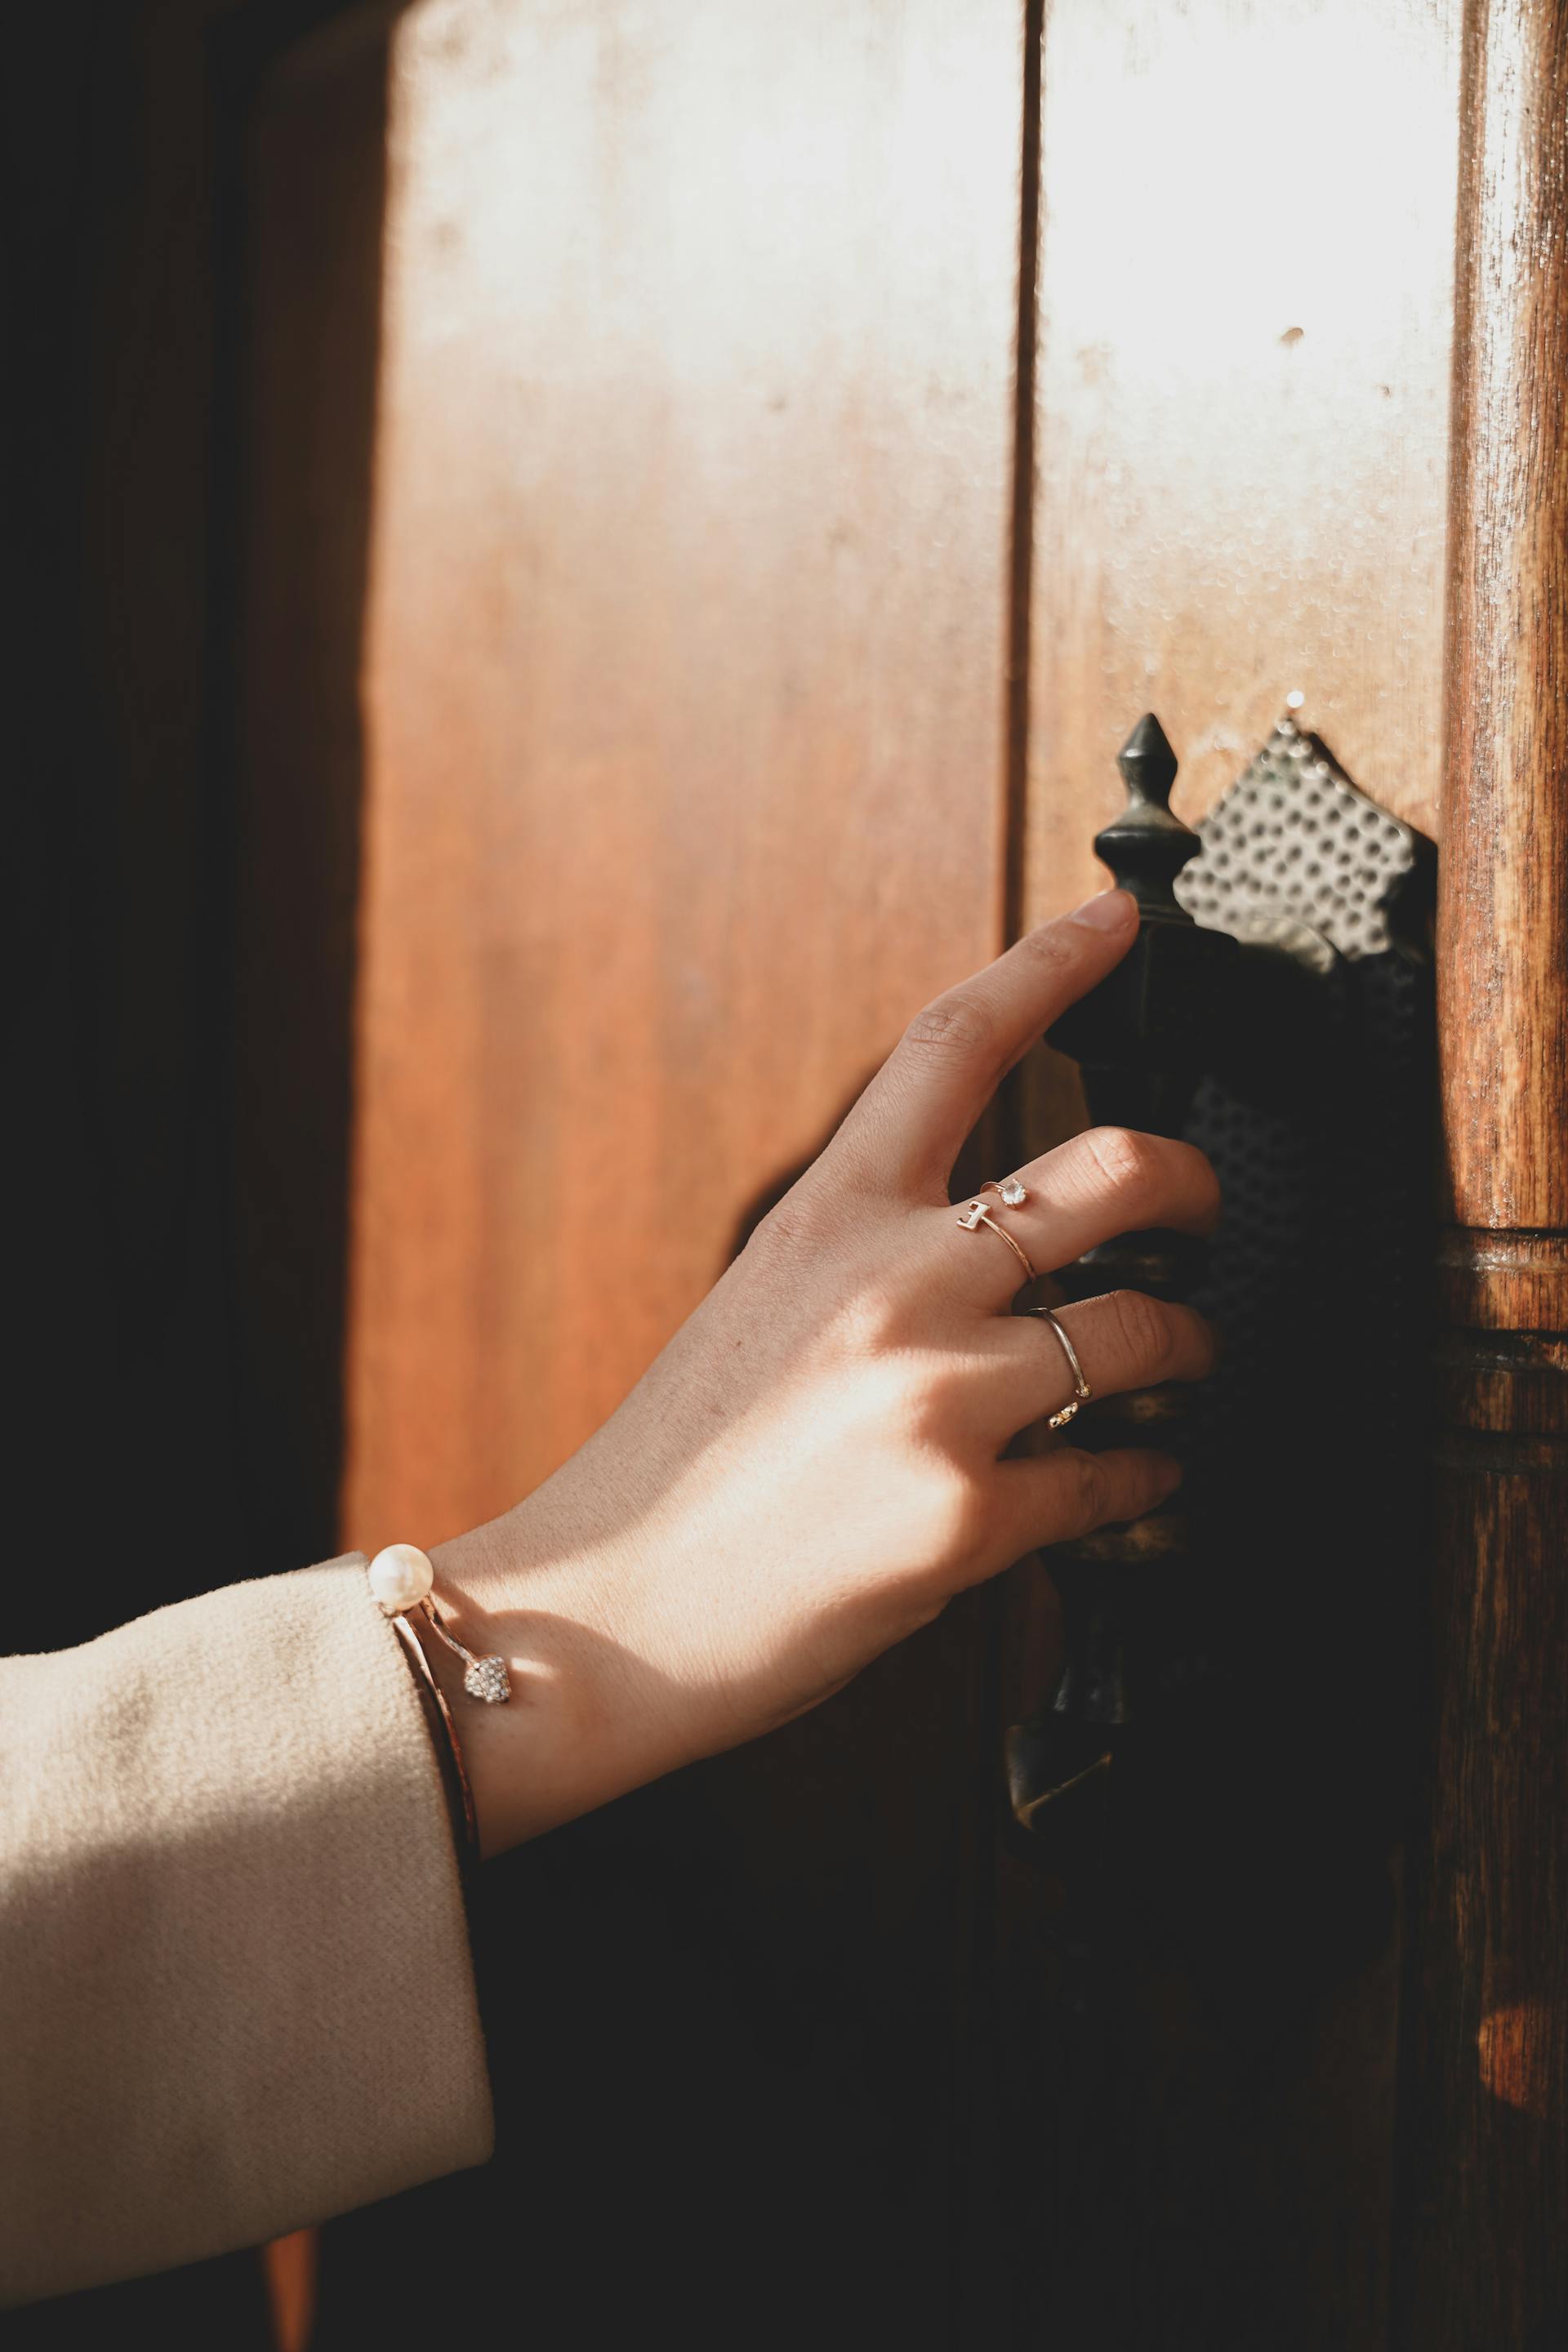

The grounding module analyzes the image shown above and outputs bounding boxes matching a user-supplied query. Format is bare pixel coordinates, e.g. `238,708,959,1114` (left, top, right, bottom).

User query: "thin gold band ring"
1022,1305,1093,1430
956,1200,1036,1283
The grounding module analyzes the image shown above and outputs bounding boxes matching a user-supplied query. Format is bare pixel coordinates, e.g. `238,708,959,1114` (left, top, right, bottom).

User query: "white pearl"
367,1543,434,1615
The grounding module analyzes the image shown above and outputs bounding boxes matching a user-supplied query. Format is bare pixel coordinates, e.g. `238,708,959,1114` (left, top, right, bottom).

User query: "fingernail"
1069,888,1136,932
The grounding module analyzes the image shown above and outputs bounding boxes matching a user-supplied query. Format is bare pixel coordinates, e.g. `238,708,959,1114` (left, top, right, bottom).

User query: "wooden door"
227,0,1568,2343
1410,3,1568,2341
238,2,1030,2341
1012,4,1461,2345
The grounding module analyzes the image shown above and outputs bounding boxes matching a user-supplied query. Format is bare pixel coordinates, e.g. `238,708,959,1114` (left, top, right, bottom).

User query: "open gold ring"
957,1200,1036,1283
1022,1305,1093,1429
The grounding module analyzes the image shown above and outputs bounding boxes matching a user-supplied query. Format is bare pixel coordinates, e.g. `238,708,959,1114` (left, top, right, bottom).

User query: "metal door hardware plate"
1011,712,1435,2002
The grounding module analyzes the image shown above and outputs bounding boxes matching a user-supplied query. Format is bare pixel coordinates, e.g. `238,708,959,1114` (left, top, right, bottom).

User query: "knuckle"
1107,1287,1176,1378
1073,1129,1222,1230
826,1285,906,1364
901,989,996,1067
927,1466,991,1561
1082,1124,1165,1211
893,1437,987,1555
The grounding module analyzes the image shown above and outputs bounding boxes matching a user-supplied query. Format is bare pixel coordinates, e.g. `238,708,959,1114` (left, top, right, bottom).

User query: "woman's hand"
430,889,1219,1855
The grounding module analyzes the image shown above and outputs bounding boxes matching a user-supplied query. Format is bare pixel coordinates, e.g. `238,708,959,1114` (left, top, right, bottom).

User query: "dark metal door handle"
1009,709,1434,1978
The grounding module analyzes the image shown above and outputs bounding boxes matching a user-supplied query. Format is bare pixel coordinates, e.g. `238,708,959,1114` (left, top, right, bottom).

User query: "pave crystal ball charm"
463,1655,513,1704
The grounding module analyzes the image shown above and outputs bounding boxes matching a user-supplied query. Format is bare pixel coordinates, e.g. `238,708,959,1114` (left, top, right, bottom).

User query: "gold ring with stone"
957,1199,1036,1282
1022,1305,1093,1428
982,1175,1029,1209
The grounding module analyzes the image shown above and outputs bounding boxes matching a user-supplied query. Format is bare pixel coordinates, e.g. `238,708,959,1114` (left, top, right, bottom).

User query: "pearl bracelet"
367,1545,512,1705
371,1546,510,1861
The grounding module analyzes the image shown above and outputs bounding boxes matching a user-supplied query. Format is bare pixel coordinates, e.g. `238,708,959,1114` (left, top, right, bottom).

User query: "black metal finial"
1092,713,1200,921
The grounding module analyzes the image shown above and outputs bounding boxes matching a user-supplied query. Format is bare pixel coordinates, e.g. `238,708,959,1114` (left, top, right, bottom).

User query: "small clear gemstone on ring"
998,1177,1027,1206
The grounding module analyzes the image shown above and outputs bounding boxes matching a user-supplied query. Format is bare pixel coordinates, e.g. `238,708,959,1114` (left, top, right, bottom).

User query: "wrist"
426,1505,674,1857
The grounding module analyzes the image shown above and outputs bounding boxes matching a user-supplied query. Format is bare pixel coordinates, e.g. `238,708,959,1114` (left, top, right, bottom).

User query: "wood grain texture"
1438,1227,1568,1329
346,0,1022,1546
1408,1410,1568,2349
1406,2,1568,2338
256,5,1032,2342
1437,0,1568,1231
1024,0,1461,924
1436,1330,1568,1438
1011,8,1465,2344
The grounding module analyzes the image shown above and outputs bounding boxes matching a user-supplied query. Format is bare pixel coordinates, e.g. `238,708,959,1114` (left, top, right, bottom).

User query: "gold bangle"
389,1609,480,1860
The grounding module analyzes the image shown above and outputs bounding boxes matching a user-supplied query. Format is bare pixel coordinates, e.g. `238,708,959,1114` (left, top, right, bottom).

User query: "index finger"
835,892,1138,1195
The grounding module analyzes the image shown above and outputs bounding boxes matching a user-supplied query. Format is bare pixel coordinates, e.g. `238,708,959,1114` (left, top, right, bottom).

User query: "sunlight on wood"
262,2228,318,2352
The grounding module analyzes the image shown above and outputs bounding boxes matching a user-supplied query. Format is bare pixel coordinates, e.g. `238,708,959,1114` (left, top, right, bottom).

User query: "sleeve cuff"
0,1554,495,2305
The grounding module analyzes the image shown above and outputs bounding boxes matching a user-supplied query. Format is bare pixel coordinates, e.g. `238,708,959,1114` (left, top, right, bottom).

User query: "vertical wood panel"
1409,0,1568,2339
1026,0,1460,921
252,5,1034,2341
1437,0,1568,1234
1015,6,1463,2344
347,0,1023,1548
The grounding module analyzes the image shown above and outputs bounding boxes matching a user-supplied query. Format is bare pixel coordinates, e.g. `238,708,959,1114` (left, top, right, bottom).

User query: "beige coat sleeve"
0,1554,494,2307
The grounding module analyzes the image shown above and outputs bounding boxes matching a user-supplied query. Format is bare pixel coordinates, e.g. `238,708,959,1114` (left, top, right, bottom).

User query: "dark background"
8,5,366,2338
